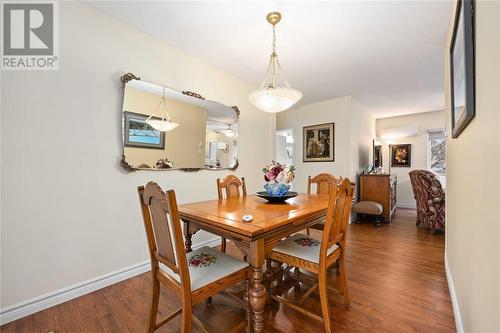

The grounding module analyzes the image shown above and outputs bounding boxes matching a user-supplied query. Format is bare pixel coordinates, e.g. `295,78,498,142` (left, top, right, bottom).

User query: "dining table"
178,193,330,333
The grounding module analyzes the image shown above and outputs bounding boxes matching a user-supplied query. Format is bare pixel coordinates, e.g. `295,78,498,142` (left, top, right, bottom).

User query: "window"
428,129,446,182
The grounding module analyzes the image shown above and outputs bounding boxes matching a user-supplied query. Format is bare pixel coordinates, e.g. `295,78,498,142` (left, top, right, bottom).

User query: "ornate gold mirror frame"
120,72,239,172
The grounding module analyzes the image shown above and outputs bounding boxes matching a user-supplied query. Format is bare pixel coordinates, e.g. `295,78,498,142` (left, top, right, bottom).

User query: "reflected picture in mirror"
123,112,165,149
121,74,239,171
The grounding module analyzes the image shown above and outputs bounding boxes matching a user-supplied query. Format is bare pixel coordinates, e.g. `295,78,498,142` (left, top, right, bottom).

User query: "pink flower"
271,165,283,176
263,161,295,185
265,171,276,181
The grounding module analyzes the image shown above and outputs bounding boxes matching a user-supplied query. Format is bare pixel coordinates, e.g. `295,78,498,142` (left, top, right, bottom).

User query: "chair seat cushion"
272,233,338,264
352,201,383,215
160,246,247,291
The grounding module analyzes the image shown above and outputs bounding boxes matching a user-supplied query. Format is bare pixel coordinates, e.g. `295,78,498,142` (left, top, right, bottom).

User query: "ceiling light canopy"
146,86,179,132
249,12,302,113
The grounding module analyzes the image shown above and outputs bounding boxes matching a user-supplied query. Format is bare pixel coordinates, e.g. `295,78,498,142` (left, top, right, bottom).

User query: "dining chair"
216,175,247,253
306,173,343,235
268,178,354,333
138,182,250,333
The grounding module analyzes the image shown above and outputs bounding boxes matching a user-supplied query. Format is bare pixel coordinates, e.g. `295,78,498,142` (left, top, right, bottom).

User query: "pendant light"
222,124,235,137
249,12,302,113
145,87,179,132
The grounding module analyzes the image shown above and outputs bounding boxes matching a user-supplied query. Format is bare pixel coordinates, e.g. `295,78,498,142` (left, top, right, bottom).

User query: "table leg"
244,276,252,333
250,266,266,333
249,240,266,333
184,230,193,253
183,221,199,253
265,259,273,305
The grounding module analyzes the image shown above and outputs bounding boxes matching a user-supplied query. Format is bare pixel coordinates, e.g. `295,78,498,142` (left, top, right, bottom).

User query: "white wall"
276,96,374,193
276,135,287,165
376,110,445,208
351,99,375,195
444,1,500,332
277,97,351,193
0,2,275,310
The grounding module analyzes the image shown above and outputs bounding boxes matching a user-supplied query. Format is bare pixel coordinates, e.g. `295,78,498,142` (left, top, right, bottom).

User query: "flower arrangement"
263,161,295,196
155,157,173,169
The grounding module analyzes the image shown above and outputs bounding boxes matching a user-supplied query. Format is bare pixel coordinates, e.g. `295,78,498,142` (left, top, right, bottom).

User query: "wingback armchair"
409,170,445,233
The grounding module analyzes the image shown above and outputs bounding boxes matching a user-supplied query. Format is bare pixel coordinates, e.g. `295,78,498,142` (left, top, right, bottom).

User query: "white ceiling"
88,1,452,118
128,79,238,124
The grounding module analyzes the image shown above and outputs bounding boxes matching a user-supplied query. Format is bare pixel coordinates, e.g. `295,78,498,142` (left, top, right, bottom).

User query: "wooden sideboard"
359,174,397,222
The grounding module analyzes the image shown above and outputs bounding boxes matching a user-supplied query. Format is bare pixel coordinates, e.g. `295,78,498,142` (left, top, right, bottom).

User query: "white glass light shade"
146,119,179,132
249,86,302,113
224,131,235,137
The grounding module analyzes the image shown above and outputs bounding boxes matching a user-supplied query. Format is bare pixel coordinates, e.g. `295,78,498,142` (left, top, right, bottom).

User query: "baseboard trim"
397,203,417,209
0,237,222,326
445,252,464,333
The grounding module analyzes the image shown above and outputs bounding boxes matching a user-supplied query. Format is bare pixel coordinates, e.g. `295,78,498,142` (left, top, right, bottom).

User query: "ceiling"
128,79,238,124
88,1,452,118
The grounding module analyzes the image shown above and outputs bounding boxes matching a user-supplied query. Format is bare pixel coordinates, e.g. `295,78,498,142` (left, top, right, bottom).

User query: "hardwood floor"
1,209,455,333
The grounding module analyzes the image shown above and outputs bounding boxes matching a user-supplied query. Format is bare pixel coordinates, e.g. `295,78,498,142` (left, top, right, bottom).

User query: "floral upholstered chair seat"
273,233,339,263
160,246,248,291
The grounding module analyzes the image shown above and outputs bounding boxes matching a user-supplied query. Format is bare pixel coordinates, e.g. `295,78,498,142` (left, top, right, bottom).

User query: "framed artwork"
390,144,411,168
303,123,334,162
450,0,475,139
374,145,382,168
123,111,166,149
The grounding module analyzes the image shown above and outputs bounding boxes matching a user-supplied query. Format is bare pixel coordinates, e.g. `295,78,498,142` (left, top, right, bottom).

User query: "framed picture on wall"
123,111,166,149
374,144,382,168
390,144,411,167
303,123,334,162
450,0,475,139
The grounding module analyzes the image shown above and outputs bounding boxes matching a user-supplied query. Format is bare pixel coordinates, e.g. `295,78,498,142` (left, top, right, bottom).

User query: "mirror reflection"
121,78,238,171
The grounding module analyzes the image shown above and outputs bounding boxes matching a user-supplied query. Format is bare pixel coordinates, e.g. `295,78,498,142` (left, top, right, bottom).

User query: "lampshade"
249,12,302,113
249,86,303,113
146,118,179,132
145,86,179,132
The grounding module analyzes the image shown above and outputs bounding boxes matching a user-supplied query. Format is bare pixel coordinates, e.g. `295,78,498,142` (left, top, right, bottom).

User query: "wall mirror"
120,73,239,172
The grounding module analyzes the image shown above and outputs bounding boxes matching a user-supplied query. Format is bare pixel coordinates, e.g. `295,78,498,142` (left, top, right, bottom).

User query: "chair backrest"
320,178,354,263
409,171,419,200
307,173,343,195
409,170,445,211
217,175,247,199
138,182,190,288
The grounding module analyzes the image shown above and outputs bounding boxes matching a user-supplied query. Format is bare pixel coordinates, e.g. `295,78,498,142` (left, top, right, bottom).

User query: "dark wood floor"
1,209,455,333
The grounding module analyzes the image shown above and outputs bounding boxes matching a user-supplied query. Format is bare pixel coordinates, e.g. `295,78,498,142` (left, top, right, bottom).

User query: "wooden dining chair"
306,173,343,235
268,178,354,333
216,175,247,253
138,182,250,333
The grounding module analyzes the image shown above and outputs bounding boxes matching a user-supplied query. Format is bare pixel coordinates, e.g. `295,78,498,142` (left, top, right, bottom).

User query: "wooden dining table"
178,193,330,333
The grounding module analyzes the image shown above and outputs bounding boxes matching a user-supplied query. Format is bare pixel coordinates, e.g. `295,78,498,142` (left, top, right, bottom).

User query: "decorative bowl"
256,191,298,203
264,183,290,196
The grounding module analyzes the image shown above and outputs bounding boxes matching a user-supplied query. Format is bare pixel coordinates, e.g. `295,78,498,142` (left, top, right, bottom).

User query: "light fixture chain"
271,24,277,87
272,24,276,55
